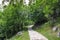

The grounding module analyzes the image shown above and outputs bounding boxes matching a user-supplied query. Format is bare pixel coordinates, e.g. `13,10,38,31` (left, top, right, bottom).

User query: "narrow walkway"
28,25,48,40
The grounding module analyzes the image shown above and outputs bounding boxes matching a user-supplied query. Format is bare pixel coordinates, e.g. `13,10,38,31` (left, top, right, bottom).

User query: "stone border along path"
28,25,48,40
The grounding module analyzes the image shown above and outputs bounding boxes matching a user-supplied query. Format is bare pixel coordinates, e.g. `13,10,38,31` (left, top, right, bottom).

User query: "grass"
9,31,30,40
35,22,60,40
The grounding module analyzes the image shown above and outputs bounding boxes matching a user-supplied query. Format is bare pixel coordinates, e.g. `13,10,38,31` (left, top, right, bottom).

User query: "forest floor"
28,25,48,40
9,31,29,40
9,22,60,40
35,22,60,40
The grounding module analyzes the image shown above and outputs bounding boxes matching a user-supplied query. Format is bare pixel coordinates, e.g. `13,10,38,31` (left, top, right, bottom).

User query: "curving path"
28,25,48,40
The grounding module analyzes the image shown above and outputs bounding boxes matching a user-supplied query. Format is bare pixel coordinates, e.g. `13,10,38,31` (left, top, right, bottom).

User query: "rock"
52,27,58,32
17,31,23,36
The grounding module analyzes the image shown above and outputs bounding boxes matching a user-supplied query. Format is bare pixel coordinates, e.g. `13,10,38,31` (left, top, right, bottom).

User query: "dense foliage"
0,0,60,39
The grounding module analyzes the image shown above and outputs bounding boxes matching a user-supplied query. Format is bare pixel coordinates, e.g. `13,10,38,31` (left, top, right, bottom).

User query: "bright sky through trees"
24,0,29,6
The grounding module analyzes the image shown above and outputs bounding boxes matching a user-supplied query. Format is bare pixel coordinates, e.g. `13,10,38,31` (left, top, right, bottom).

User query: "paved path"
28,25,48,40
